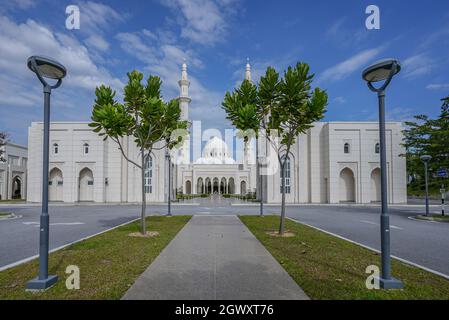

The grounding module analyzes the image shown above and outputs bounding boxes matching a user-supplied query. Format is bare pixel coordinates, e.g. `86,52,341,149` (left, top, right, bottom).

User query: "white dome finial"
245,57,251,81
181,60,188,80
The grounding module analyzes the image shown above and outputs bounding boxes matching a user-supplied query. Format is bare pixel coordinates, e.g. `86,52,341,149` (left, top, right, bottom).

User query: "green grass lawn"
415,214,449,223
0,215,191,300
0,199,26,203
240,215,449,300
0,212,11,217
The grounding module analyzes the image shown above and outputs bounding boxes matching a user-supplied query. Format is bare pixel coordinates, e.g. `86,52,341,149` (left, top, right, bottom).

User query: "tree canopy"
222,62,328,234
403,95,449,195
90,70,188,234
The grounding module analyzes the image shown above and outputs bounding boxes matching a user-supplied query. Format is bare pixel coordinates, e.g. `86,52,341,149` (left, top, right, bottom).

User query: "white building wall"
27,122,167,203
0,142,28,200
264,121,407,204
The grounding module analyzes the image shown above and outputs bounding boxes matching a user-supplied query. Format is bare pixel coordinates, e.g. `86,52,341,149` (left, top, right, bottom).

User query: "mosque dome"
195,136,236,165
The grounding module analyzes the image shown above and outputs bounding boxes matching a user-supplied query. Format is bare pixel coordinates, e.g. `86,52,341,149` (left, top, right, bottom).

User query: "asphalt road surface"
1,198,448,278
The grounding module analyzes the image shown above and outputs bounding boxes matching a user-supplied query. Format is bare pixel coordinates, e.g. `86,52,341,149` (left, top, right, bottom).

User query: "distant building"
259,122,407,204
0,142,28,200
26,61,407,204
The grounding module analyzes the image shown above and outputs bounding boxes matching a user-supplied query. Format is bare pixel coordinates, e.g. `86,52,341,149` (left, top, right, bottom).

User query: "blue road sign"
438,168,447,178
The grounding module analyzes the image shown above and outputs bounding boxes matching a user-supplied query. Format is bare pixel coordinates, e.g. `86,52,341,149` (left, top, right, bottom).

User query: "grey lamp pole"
258,154,264,217
166,149,172,216
420,155,432,217
26,56,66,290
362,59,403,290
256,137,263,216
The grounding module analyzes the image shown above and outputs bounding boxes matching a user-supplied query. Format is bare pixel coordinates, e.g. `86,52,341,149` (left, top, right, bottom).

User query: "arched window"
375,142,380,154
344,143,350,154
83,143,89,155
144,155,153,194
53,143,59,155
280,156,291,194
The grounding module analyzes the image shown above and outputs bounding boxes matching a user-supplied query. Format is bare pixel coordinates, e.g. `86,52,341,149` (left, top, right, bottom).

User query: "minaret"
176,60,191,164
178,59,191,120
245,57,251,81
244,58,253,166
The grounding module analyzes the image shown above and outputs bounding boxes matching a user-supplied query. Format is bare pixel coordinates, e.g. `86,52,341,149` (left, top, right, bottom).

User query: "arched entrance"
49,168,63,202
370,168,381,202
213,178,219,193
185,180,192,195
197,178,204,194
220,177,226,194
339,168,355,203
12,176,22,199
205,178,211,194
240,180,247,196
79,168,94,202
228,178,235,194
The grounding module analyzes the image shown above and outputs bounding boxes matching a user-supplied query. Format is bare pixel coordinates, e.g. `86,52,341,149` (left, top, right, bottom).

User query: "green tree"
222,62,328,235
222,79,260,198
267,63,327,234
0,131,7,162
403,95,449,195
90,70,188,235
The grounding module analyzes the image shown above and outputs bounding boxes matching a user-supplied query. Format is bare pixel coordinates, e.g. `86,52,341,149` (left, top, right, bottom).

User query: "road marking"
0,217,140,272
360,220,377,226
360,220,403,230
23,221,85,227
286,217,449,280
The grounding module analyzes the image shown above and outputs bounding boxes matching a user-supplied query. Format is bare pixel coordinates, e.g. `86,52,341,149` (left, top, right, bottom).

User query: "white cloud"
364,107,415,123
0,0,36,13
324,18,369,48
116,32,158,64
319,48,383,82
386,107,415,122
402,54,434,79
161,0,238,45
74,1,126,54
85,34,110,51
78,1,125,34
115,30,226,133
0,15,124,144
426,83,449,90
333,96,346,104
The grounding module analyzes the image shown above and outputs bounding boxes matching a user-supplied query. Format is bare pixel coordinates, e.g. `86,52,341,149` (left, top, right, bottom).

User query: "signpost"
438,168,447,217
437,168,447,178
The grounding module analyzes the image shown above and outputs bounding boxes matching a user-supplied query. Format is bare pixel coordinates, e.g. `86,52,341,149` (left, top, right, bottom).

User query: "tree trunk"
140,147,146,235
279,160,286,235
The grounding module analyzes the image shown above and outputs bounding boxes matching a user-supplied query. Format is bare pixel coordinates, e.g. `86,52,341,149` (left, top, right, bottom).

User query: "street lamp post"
166,149,172,216
420,155,432,217
362,58,403,290
26,56,66,290
257,154,264,217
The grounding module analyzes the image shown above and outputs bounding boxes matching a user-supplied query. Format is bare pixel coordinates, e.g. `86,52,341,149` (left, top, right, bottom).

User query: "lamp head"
362,58,401,83
27,56,66,80
420,155,432,162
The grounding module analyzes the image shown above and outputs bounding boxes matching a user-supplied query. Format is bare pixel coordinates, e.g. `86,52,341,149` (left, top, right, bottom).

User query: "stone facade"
26,61,407,204
0,142,28,200
261,122,407,204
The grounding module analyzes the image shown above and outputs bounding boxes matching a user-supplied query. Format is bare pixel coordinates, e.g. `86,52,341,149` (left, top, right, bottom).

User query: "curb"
0,217,140,272
286,216,449,281
0,213,21,221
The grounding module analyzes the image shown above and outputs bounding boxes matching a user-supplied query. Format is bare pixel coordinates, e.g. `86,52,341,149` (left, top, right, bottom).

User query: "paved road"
1,199,448,278
123,215,308,300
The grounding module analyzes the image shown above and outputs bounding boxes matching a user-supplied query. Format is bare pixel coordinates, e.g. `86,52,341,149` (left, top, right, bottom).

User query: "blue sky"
1,0,448,150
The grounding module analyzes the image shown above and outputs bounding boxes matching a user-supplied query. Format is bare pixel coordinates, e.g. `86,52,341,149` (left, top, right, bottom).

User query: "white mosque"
26,61,407,204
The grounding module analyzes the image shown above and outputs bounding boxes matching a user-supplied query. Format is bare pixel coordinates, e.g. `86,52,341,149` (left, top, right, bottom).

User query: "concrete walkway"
123,215,308,300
